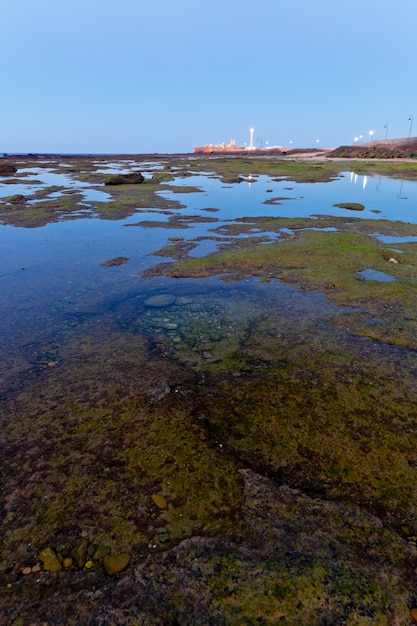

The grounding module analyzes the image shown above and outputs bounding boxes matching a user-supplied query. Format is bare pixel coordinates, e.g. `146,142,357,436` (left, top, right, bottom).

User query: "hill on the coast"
329,137,417,159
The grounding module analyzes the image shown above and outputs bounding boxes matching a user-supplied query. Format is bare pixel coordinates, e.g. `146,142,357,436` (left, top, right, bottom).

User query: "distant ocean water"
0,153,129,157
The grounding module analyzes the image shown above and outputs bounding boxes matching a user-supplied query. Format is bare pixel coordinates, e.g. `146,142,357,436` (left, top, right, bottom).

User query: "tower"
249,128,254,150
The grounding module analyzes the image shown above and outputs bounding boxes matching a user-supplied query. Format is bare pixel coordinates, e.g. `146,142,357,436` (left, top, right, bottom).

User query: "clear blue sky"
3,0,416,154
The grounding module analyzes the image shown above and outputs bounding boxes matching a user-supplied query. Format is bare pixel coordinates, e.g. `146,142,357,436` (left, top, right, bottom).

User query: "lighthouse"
249,127,254,150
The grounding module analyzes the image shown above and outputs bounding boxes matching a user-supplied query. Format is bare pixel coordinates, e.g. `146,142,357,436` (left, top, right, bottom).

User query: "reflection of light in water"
362,175,368,190
354,174,358,185
350,172,354,183
248,173,253,188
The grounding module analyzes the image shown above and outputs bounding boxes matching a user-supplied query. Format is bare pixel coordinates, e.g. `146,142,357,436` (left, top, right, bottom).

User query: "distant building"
194,138,245,154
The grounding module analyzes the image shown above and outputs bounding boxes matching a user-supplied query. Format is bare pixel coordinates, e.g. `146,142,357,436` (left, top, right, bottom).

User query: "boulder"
0,163,17,176
104,172,144,185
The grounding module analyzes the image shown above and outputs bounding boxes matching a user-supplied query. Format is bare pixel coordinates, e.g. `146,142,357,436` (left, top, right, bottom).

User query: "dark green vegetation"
3,155,417,623
143,212,417,350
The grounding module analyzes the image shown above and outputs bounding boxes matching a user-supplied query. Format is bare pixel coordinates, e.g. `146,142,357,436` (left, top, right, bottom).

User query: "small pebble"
151,494,167,509
22,567,32,575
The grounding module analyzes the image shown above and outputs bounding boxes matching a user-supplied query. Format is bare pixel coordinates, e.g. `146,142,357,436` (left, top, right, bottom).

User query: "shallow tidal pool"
2,155,417,624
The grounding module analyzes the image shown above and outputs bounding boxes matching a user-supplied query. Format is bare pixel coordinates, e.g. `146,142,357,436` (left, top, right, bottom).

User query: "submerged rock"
144,294,175,307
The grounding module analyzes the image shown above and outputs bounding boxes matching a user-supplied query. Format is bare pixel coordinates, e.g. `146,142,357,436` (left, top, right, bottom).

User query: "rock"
0,163,17,175
5,194,25,204
162,322,178,330
151,494,167,509
21,567,32,575
144,294,175,308
411,608,417,622
100,256,129,267
93,544,111,560
63,558,73,568
175,296,193,306
388,257,399,263
102,553,131,575
38,547,62,572
71,540,89,569
104,172,144,185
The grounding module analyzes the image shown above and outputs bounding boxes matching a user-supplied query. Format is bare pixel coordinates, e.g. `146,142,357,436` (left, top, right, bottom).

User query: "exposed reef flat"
2,155,417,624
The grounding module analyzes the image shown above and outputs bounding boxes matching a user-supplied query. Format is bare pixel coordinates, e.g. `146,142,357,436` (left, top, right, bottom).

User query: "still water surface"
1,161,417,392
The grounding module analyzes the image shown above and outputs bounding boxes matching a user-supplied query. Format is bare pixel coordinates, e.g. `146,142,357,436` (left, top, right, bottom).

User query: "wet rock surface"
2,156,417,623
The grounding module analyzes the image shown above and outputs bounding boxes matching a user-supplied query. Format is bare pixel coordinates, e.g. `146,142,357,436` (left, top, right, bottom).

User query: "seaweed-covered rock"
102,553,131,575
99,256,129,267
104,172,144,185
0,163,17,176
71,540,89,569
38,547,62,572
4,194,25,204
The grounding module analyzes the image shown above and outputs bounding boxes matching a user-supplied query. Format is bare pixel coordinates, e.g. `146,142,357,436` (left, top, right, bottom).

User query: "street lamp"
359,134,363,142
369,130,374,141
316,139,320,149
409,115,414,138
384,124,388,140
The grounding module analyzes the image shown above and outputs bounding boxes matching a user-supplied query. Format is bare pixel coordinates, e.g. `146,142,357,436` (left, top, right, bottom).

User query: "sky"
2,0,417,154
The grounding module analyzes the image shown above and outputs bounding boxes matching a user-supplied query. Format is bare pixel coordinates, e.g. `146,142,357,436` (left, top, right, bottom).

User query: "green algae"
142,217,417,348
4,156,417,621
1,286,417,621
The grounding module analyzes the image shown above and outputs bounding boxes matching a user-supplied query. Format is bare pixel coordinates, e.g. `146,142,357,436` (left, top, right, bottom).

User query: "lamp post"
369,129,374,141
409,115,414,138
384,124,388,140
257,139,263,148
316,139,320,150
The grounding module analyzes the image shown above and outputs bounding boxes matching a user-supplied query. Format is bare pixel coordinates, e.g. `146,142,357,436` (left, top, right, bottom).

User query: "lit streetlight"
354,136,359,143
316,139,320,149
369,129,374,141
